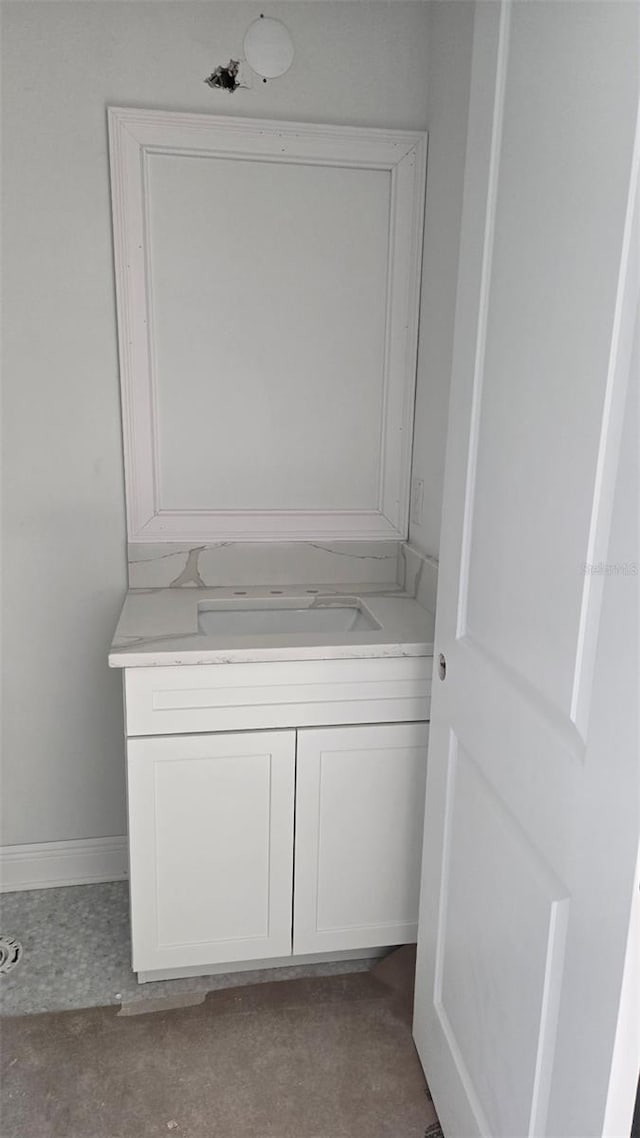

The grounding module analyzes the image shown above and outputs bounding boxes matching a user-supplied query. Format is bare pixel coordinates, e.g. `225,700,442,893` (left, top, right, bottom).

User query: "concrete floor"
0,881,372,1016
3,970,439,1138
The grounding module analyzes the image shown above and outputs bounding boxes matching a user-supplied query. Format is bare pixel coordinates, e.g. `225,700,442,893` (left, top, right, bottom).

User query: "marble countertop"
109,584,435,668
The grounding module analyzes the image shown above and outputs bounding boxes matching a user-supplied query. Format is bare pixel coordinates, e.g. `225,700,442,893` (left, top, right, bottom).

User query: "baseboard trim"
0,837,128,893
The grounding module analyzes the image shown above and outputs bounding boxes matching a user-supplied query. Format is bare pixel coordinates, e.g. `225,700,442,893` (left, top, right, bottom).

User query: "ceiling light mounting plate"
243,16,294,80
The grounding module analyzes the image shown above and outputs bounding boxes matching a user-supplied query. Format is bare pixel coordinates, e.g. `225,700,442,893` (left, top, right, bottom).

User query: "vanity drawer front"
123,657,432,736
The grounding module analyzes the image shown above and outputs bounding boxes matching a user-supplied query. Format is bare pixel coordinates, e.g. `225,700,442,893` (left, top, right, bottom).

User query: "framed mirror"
108,107,427,542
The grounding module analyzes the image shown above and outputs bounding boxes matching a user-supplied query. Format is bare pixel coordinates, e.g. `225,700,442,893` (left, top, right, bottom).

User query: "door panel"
413,2,640,1136
463,2,637,718
127,730,295,972
436,740,569,1138
293,722,428,953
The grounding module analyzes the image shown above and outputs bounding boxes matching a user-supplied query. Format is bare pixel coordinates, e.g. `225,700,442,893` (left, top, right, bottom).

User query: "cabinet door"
127,730,295,973
293,722,428,954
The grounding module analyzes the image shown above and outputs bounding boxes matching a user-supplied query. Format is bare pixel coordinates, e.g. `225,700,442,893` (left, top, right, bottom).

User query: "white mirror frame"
108,107,427,543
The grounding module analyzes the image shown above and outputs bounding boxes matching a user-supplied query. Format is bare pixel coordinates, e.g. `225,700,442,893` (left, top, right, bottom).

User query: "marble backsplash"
128,541,401,591
398,543,439,615
127,540,438,612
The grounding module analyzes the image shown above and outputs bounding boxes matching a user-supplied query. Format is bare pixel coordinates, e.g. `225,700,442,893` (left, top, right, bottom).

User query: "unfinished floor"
2,963,438,1138
1,885,440,1136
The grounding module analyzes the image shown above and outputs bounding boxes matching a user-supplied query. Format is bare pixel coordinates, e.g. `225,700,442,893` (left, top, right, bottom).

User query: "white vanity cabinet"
293,723,429,955
122,656,432,981
127,730,296,974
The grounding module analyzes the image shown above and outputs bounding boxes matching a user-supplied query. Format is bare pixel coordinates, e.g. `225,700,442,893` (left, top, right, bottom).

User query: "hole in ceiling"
204,60,241,93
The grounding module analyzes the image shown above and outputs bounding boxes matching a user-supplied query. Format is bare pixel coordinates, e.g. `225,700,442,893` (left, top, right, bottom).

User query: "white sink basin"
197,598,380,637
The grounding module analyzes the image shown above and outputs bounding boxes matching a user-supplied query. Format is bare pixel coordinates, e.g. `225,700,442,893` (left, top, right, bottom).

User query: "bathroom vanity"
110,586,434,982
106,106,434,983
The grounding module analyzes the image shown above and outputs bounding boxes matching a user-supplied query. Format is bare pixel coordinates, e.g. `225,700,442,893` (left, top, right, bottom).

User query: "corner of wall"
408,0,475,563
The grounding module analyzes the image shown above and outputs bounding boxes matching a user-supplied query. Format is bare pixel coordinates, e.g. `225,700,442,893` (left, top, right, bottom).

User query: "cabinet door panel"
127,730,295,972
293,723,428,954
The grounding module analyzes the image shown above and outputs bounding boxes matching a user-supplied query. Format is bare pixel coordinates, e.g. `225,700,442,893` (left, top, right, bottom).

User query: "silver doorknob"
438,653,446,681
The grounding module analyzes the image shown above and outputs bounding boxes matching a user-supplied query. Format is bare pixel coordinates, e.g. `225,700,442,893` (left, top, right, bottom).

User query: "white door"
413,3,640,1137
293,722,428,954
127,730,295,973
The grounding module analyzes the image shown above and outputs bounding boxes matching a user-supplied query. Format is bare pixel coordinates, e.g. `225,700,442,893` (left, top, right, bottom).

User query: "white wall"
409,0,474,559
1,1,430,850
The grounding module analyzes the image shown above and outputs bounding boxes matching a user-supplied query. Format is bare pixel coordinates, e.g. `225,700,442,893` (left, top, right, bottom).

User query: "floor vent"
0,936,23,975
